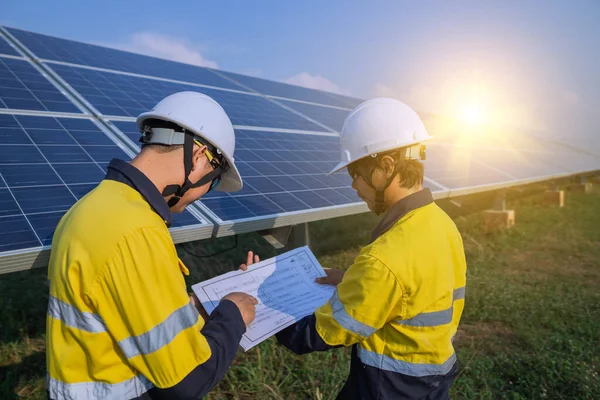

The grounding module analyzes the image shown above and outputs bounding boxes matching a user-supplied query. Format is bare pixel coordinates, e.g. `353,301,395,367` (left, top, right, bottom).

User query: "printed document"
191,246,335,351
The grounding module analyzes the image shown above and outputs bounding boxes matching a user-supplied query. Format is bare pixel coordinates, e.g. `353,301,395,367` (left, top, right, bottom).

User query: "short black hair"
347,148,424,189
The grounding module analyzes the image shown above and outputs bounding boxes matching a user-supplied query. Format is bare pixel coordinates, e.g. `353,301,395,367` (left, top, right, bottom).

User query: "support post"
286,223,310,251
259,226,292,250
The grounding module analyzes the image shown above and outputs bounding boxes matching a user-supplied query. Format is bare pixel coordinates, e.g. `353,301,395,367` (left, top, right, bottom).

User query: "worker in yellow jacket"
46,91,258,400
268,98,467,399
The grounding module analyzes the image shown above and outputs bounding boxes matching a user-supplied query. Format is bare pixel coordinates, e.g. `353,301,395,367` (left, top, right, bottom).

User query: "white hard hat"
328,98,432,175
137,91,243,192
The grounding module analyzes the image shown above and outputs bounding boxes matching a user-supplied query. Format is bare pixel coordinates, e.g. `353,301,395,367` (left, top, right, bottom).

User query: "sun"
459,102,486,127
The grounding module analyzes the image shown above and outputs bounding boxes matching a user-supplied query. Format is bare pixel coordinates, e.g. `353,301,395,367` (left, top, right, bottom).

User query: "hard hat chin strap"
162,133,223,208
365,148,406,215
371,166,399,215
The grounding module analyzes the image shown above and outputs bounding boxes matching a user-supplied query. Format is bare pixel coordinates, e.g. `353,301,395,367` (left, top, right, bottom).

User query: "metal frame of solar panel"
1,26,599,273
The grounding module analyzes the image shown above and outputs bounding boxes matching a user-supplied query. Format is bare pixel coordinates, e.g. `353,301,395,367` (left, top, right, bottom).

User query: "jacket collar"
370,188,434,242
104,158,172,227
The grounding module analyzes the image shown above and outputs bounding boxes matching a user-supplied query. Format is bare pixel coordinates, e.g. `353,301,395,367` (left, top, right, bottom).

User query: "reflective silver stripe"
397,307,454,327
454,286,466,300
358,347,457,377
47,295,106,333
395,286,466,327
329,290,377,337
119,303,199,359
47,373,154,400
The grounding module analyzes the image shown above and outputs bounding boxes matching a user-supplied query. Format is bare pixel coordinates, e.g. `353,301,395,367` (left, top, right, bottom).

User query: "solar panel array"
0,35,20,57
0,114,129,251
0,28,215,271
1,26,599,272
48,63,328,131
0,57,82,113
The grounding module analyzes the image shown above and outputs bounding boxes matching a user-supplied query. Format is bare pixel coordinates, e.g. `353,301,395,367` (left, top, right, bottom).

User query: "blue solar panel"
429,131,600,179
423,145,517,189
0,56,81,113
217,69,357,108
526,141,600,175
325,93,364,108
5,28,367,109
0,215,40,253
423,142,599,190
197,130,360,221
277,99,350,132
0,57,81,113
5,27,245,92
0,35,20,57
0,114,204,253
48,64,324,131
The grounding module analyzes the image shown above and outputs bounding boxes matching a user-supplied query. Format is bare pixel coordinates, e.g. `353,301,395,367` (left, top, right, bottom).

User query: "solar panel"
4,27,246,92
428,135,600,186
423,149,508,190
4,27,367,111
47,63,327,132
0,114,212,265
532,140,600,174
0,35,20,57
325,92,365,108
0,56,82,113
276,98,351,132
216,69,357,108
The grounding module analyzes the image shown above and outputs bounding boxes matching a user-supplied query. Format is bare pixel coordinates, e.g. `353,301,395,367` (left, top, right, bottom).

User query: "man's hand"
222,292,258,326
315,268,345,286
239,251,260,271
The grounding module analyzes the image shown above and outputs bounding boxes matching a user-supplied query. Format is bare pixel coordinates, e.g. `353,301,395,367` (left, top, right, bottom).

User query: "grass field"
1,187,599,399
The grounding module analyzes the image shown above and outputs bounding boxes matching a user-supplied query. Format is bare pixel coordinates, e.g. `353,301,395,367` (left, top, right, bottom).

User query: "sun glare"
459,102,486,127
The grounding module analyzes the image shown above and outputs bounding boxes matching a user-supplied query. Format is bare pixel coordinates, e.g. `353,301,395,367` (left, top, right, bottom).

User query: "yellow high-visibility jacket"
277,189,467,399
46,159,245,400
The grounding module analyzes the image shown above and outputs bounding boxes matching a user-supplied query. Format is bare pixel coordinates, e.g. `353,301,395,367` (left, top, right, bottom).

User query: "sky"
2,0,599,138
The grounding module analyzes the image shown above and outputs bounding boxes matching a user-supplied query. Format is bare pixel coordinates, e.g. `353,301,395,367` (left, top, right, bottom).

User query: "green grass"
1,187,599,399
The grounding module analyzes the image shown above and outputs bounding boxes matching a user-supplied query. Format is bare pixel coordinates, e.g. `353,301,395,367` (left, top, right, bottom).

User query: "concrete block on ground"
482,209,515,233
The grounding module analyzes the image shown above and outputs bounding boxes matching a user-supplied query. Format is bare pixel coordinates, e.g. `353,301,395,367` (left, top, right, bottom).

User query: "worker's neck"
130,152,178,195
384,184,422,210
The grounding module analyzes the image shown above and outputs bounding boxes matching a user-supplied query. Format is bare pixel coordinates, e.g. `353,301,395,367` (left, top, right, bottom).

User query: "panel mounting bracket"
259,223,310,251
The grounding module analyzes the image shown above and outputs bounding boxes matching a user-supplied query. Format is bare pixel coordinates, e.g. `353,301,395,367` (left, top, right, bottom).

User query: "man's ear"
191,145,208,171
380,155,397,179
